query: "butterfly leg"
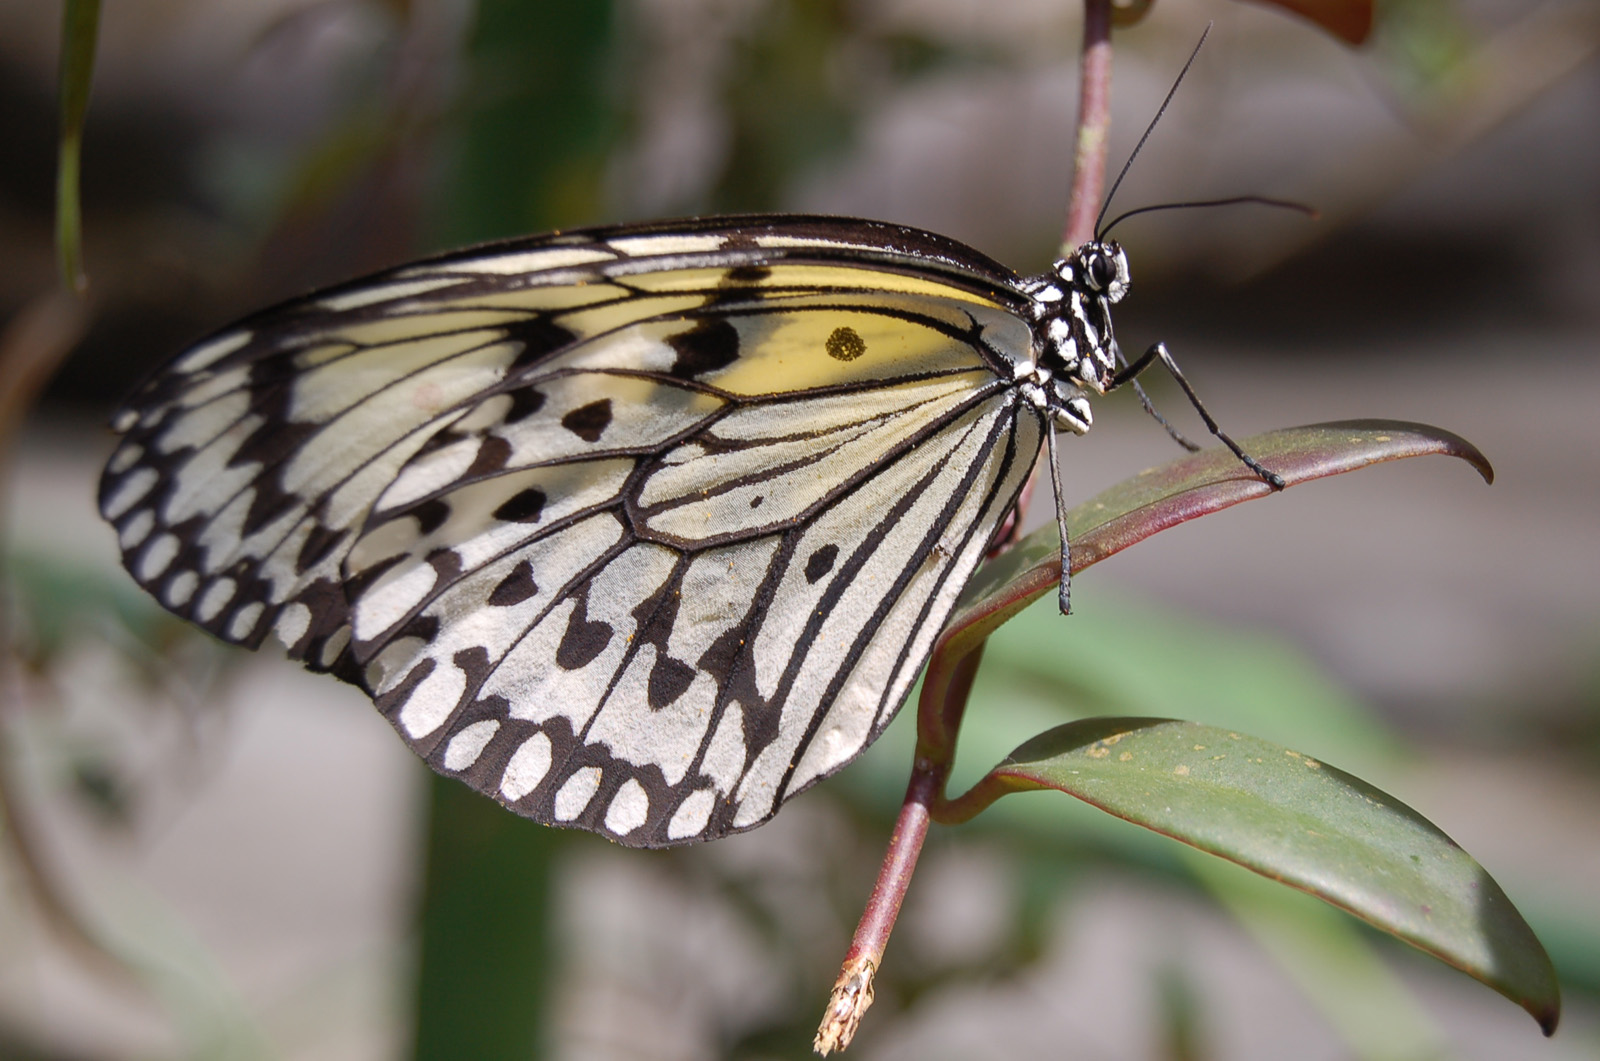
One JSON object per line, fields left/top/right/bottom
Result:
{"left": 1127, "top": 376, "right": 1202, "bottom": 452}
{"left": 1046, "top": 427, "right": 1072, "bottom": 615}
{"left": 1109, "top": 342, "right": 1286, "bottom": 490}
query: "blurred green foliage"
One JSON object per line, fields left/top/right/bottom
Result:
{"left": 437, "top": 0, "right": 620, "bottom": 243}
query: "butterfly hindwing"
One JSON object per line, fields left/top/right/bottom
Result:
{"left": 98, "top": 215, "right": 1045, "bottom": 845}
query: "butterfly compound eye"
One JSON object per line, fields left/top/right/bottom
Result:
{"left": 1087, "top": 253, "right": 1116, "bottom": 291}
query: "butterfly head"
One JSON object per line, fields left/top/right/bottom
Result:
{"left": 1076, "top": 239, "right": 1130, "bottom": 302}
{"left": 1023, "top": 240, "right": 1130, "bottom": 416}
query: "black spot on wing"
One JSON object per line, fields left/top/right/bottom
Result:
{"left": 466, "top": 435, "right": 512, "bottom": 477}
{"left": 556, "top": 594, "right": 613, "bottom": 670}
{"left": 412, "top": 499, "right": 450, "bottom": 535}
{"left": 398, "top": 612, "right": 440, "bottom": 644}
{"left": 561, "top": 399, "right": 613, "bottom": 443}
{"left": 504, "top": 386, "right": 546, "bottom": 424}
{"left": 725, "top": 264, "right": 771, "bottom": 284}
{"left": 825, "top": 326, "right": 866, "bottom": 362}
{"left": 488, "top": 560, "right": 538, "bottom": 606}
{"left": 804, "top": 544, "right": 838, "bottom": 584}
{"left": 452, "top": 645, "right": 491, "bottom": 691}
{"left": 697, "top": 620, "right": 744, "bottom": 687}
{"left": 647, "top": 654, "right": 696, "bottom": 710}
{"left": 628, "top": 577, "right": 695, "bottom": 710}
{"left": 666, "top": 319, "right": 740, "bottom": 379}
{"left": 717, "top": 232, "right": 760, "bottom": 252}
{"left": 505, "top": 317, "right": 577, "bottom": 370}
{"left": 493, "top": 487, "right": 546, "bottom": 523}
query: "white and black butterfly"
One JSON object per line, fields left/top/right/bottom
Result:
{"left": 97, "top": 209, "right": 1275, "bottom": 847}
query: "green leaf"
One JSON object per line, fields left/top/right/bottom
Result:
{"left": 945, "top": 420, "right": 1492, "bottom": 654}
{"left": 55, "top": 0, "right": 101, "bottom": 294}
{"left": 945, "top": 717, "right": 1560, "bottom": 1036}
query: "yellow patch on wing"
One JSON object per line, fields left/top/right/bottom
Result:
{"left": 708, "top": 309, "right": 989, "bottom": 396}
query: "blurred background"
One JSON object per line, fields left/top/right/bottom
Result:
{"left": 0, "top": 0, "right": 1597, "bottom": 1058}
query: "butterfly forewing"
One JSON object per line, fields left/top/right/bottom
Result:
{"left": 98, "top": 215, "right": 1044, "bottom": 846}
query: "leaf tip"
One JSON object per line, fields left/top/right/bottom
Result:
{"left": 1533, "top": 996, "right": 1560, "bottom": 1038}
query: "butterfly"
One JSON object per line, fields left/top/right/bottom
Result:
{"left": 97, "top": 210, "right": 1276, "bottom": 848}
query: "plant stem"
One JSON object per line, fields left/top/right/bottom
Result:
{"left": 56, "top": 0, "right": 101, "bottom": 294}
{"left": 814, "top": 2, "right": 1116, "bottom": 1053}
{"left": 813, "top": 767, "right": 937, "bottom": 1056}
{"left": 1000, "top": 0, "right": 1115, "bottom": 548}
{"left": 1064, "top": 0, "right": 1114, "bottom": 252}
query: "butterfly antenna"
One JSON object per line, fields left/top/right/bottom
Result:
{"left": 1094, "top": 23, "right": 1214, "bottom": 242}
{"left": 1099, "top": 195, "right": 1318, "bottom": 240}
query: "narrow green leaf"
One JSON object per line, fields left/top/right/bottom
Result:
{"left": 56, "top": 0, "right": 101, "bottom": 294}
{"left": 949, "top": 717, "right": 1560, "bottom": 1035}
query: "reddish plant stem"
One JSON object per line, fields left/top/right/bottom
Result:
{"left": 817, "top": 3, "right": 1116, "bottom": 1052}
{"left": 814, "top": 766, "right": 936, "bottom": 1055}
{"left": 848, "top": 771, "right": 936, "bottom": 962}
{"left": 1000, "top": 0, "right": 1115, "bottom": 550}
{"left": 916, "top": 640, "right": 986, "bottom": 769}
{"left": 1064, "top": 0, "right": 1114, "bottom": 252}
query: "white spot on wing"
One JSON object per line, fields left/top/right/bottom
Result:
{"left": 228, "top": 601, "right": 264, "bottom": 640}
{"left": 398, "top": 661, "right": 467, "bottom": 739}
{"left": 751, "top": 235, "right": 877, "bottom": 252}
{"left": 156, "top": 389, "right": 251, "bottom": 456}
{"left": 553, "top": 767, "right": 602, "bottom": 821}
{"left": 443, "top": 720, "right": 501, "bottom": 771}
{"left": 138, "top": 534, "right": 180, "bottom": 580}
{"left": 103, "top": 468, "right": 158, "bottom": 519}
{"left": 118, "top": 509, "right": 154, "bottom": 549}
{"left": 275, "top": 602, "right": 312, "bottom": 648}
{"left": 604, "top": 778, "right": 649, "bottom": 835}
{"left": 500, "top": 733, "right": 553, "bottom": 801}
{"left": 353, "top": 563, "right": 438, "bottom": 642}
{"left": 165, "top": 570, "right": 198, "bottom": 607}
{"left": 667, "top": 789, "right": 716, "bottom": 840}
{"left": 372, "top": 437, "right": 478, "bottom": 514}
{"left": 196, "top": 577, "right": 237, "bottom": 622}
{"left": 174, "top": 330, "right": 251, "bottom": 372}
{"left": 106, "top": 444, "right": 143, "bottom": 474}
{"left": 319, "top": 277, "right": 465, "bottom": 311}
{"left": 449, "top": 246, "right": 614, "bottom": 274}
{"left": 320, "top": 626, "right": 351, "bottom": 668}
{"left": 608, "top": 233, "right": 727, "bottom": 256}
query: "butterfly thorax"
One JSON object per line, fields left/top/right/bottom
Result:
{"left": 1016, "top": 239, "right": 1130, "bottom": 436}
